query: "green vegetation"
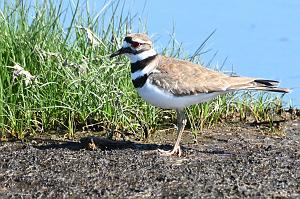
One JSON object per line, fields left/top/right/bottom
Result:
{"left": 0, "top": 0, "right": 288, "bottom": 140}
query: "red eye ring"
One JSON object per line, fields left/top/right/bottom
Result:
{"left": 131, "top": 42, "right": 140, "bottom": 48}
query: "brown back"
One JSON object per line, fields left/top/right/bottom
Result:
{"left": 148, "top": 55, "right": 256, "bottom": 96}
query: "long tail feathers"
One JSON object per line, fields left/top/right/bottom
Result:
{"left": 247, "top": 79, "right": 290, "bottom": 93}
{"left": 228, "top": 78, "right": 291, "bottom": 93}
{"left": 253, "top": 79, "right": 280, "bottom": 87}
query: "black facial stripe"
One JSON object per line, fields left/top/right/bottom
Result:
{"left": 131, "top": 54, "right": 157, "bottom": 73}
{"left": 132, "top": 74, "right": 148, "bottom": 88}
{"left": 122, "top": 47, "right": 135, "bottom": 54}
{"left": 122, "top": 46, "right": 149, "bottom": 55}
{"left": 124, "top": 37, "right": 133, "bottom": 44}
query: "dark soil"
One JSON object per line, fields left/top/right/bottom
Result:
{"left": 0, "top": 120, "right": 299, "bottom": 198}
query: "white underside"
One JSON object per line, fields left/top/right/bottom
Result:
{"left": 137, "top": 80, "right": 224, "bottom": 109}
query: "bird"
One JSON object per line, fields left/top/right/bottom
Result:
{"left": 110, "top": 33, "right": 290, "bottom": 156}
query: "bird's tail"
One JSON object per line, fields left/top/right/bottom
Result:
{"left": 249, "top": 79, "right": 291, "bottom": 93}
{"left": 229, "top": 78, "right": 291, "bottom": 93}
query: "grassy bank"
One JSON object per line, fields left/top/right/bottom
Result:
{"left": 0, "top": 0, "right": 288, "bottom": 140}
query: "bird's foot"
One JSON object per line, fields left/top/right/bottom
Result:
{"left": 158, "top": 145, "right": 181, "bottom": 157}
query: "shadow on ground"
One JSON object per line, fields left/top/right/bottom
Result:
{"left": 33, "top": 136, "right": 233, "bottom": 157}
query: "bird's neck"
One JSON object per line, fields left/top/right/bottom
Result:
{"left": 128, "top": 49, "right": 157, "bottom": 63}
{"left": 129, "top": 49, "right": 158, "bottom": 88}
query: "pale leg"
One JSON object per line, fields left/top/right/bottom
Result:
{"left": 159, "top": 109, "right": 187, "bottom": 157}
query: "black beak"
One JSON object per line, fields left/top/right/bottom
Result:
{"left": 110, "top": 47, "right": 134, "bottom": 58}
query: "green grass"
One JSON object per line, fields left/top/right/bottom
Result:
{"left": 0, "top": 0, "right": 288, "bottom": 140}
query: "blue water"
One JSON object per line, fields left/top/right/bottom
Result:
{"left": 5, "top": 0, "right": 300, "bottom": 106}
{"left": 128, "top": 0, "right": 300, "bottom": 107}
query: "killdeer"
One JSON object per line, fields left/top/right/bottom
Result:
{"left": 110, "top": 33, "right": 290, "bottom": 156}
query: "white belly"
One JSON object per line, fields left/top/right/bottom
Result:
{"left": 137, "top": 80, "right": 223, "bottom": 109}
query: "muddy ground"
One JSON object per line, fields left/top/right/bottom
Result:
{"left": 0, "top": 120, "right": 299, "bottom": 198}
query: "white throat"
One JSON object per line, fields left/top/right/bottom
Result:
{"left": 128, "top": 49, "right": 157, "bottom": 63}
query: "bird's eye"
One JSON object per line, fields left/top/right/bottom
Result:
{"left": 131, "top": 42, "right": 140, "bottom": 48}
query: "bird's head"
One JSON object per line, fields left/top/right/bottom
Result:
{"left": 110, "top": 33, "right": 156, "bottom": 63}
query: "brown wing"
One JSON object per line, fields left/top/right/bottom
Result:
{"left": 148, "top": 56, "right": 257, "bottom": 96}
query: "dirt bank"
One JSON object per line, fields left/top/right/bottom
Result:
{"left": 0, "top": 120, "right": 299, "bottom": 198}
